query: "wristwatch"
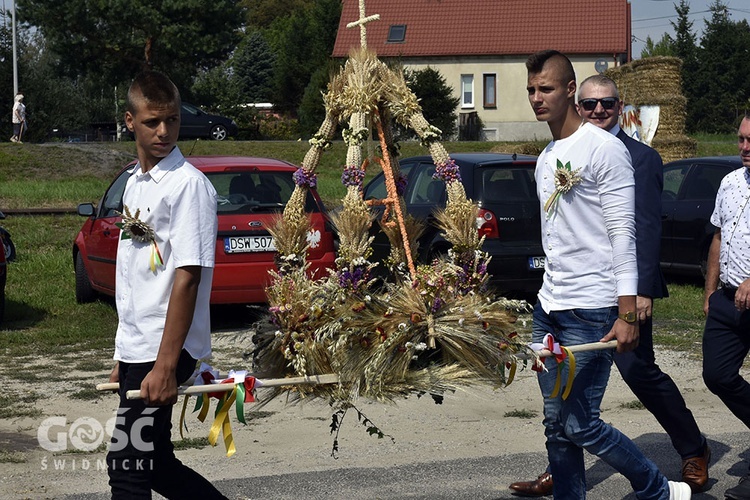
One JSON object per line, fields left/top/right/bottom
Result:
{"left": 618, "top": 311, "right": 637, "bottom": 324}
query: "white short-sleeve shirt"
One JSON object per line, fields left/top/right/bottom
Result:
{"left": 114, "top": 147, "right": 218, "bottom": 363}
{"left": 710, "top": 167, "right": 750, "bottom": 287}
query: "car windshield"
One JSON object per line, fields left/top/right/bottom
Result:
{"left": 479, "top": 167, "right": 536, "bottom": 202}
{"left": 208, "top": 171, "right": 318, "bottom": 214}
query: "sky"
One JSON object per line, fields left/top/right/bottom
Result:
{"left": 630, "top": 0, "right": 750, "bottom": 58}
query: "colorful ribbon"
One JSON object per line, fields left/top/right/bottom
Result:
{"left": 179, "top": 365, "right": 257, "bottom": 457}
{"left": 149, "top": 240, "right": 164, "bottom": 272}
{"left": 529, "top": 333, "right": 576, "bottom": 400}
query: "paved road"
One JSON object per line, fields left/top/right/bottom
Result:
{"left": 66, "top": 431, "right": 749, "bottom": 499}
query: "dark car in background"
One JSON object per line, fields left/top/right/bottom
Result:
{"left": 74, "top": 156, "right": 337, "bottom": 305}
{"left": 179, "top": 102, "right": 238, "bottom": 141}
{"left": 363, "top": 153, "right": 543, "bottom": 299}
{"left": 661, "top": 156, "right": 743, "bottom": 277}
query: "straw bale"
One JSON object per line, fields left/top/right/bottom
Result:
{"left": 656, "top": 100, "right": 687, "bottom": 136}
{"left": 605, "top": 57, "right": 682, "bottom": 106}
{"left": 651, "top": 134, "right": 697, "bottom": 162}
{"left": 606, "top": 56, "right": 687, "bottom": 138}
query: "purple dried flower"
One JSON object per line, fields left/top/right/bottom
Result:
{"left": 293, "top": 168, "right": 317, "bottom": 188}
{"left": 396, "top": 174, "right": 408, "bottom": 196}
{"left": 338, "top": 265, "right": 368, "bottom": 289}
{"left": 431, "top": 297, "right": 445, "bottom": 313}
{"left": 433, "top": 159, "right": 462, "bottom": 183}
{"left": 341, "top": 165, "right": 366, "bottom": 188}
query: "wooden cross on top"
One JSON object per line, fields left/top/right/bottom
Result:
{"left": 346, "top": 0, "right": 380, "bottom": 49}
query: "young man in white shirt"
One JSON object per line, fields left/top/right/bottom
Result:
{"left": 511, "top": 75, "right": 710, "bottom": 496}
{"left": 105, "top": 71, "right": 225, "bottom": 499}
{"left": 523, "top": 49, "right": 691, "bottom": 499}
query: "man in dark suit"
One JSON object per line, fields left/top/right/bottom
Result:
{"left": 509, "top": 74, "right": 709, "bottom": 496}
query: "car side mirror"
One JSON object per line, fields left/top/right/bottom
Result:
{"left": 77, "top": 203, "right": 95, "bottom": 217}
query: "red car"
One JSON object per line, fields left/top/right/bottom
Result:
{"left": 73, "top": 156, "right": 337, "bottom": 305}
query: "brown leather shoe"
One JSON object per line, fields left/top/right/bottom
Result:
{"left": 509, "top": 471, "right": 553, "bottom": 497}
{"left": 681, "top": 444, "right": 711, "bottom": 492}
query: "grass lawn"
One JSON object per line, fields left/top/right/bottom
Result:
{"left": 0, "top": 137, "right": 733, "bottom": 360}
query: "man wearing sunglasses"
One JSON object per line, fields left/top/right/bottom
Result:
{"left": 510, "top": 74, "right": 709, "bottom": 497}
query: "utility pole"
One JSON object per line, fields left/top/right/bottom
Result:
{"left": 11, "top": 0, "right": 18, "bottom": 95}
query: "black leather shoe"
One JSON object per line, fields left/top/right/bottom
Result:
{"left": 509, "top": 472, "right": 553, "bottom": 497}
{"left": 725, "top": 473, "right": 750, "bottom": 500}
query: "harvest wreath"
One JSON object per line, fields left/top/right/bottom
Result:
{"left": 252, "top": 3, "right": 531, "bottom": 410}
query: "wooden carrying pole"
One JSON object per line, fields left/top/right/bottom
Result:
{"left": 96, "top": 374, "right": 341, "bottom": 400}
{"left": 96, "top": 341, "right": 617, "bottom": 399}
{"left": 524, "top": 340, "right": 617, "bottom": 360}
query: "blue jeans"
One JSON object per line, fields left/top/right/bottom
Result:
{"left": 532, "top": 302, "right": 669, "bottom": 499}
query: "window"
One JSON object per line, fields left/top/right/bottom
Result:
{"left": 409, "top": 165, "right": 445, "bottom": 205}
{"left": 483, "top": 74, "right": 496, "bottom": 108}
{"left": 387, "top": 25, "right": 406, "bottom": 43}
{"left": 460, "top": 74, "right": 474, "bottom": 108}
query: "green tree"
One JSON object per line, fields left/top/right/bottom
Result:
{"left": 234, "top": 31, "right": 276, "bottom": 104}
{"left": 242, "top": 0, "right": 308, "bottom": 32}
{"left": 20, "top": 34, "right": 89, "bottom": 142}
{"left": 266, "top": 0, "right": 341, "bottom": 115}
{"left": 17, "top": 0, "right": 244, "bottom": 92}
{"left": 298, "top": 61, "right": 340, "bottom": 138}
{"left": 0, "top": 22, "right": 17, "bottom": 139}
{"left": 401, "top": 67, "right": 460, "bottom": 140}
{"left": 691, "top": 0, "right": 750, "bottom": 132}
{"left": 668, "top": 0, "right": 702, "bottom": 131}
{"left": 640, "top": 34, "right": 674, "bottom": 58}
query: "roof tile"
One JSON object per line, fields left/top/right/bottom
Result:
{"left": 333, "top": 0, "right": 630, "bottom": 58}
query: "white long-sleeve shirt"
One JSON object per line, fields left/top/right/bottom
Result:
{"left": 535, "top": 122, "right": 638, "bottom": 312}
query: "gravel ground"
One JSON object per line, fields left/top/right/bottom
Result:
{"left": 1, "top": 328, "right": 747, "bottom": 499}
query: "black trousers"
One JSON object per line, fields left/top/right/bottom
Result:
{"left": 703, "top": 287, "right": 750, "bottom": 430}
{"left": 106, "top": 350, "right": 227, "bottom": 500}
{"left": 615, "top": 316, "right": 705, "bottom": 459}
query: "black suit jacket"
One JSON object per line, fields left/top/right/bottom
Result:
{"left": 617, "top": 129, "right": 669, "bottom": 299}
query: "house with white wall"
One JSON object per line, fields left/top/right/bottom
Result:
{"left": 332, "top": 0, "right": 632, "bottom": 141}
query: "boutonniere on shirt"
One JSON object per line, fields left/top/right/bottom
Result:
{"left": 544, "top": 159, "right": 582, "bottom": 217}
{"left": 116, "top": 205, "right": 164, "bottom": 272}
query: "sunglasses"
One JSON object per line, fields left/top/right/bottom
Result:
{"left": 578, "top": 97, "right": 618, "bottom": 111}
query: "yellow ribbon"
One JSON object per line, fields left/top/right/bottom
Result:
{"left": 207, "top": 389, "right": 238, "bottom": 457}
{"left": 549, "top": 346, "right": 576, "bottom": 400}
{"left": 505, "top": 361, "right": 517, "bottom": 387}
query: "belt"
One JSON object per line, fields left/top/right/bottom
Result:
{"left": 720, "top": 281, "right": 738, "bottom": 292}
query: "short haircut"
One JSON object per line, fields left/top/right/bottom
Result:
{"left": 579, "top": 74, "right": 620, "bottom": 99}
{"left": 126, "top": 71, "right": 181, "bottom": 114}
{"left": 526, "top": 50, "right": 576, "bottom": 85}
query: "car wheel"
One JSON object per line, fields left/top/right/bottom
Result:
{"left": 2, "top": 235, "right": 15, "bottom": 262}
{"left": 75, "top": 252, "right": 97, "bottom": 303}
{"left": 210, "top": 124, "right": 228, "bottom": 141}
